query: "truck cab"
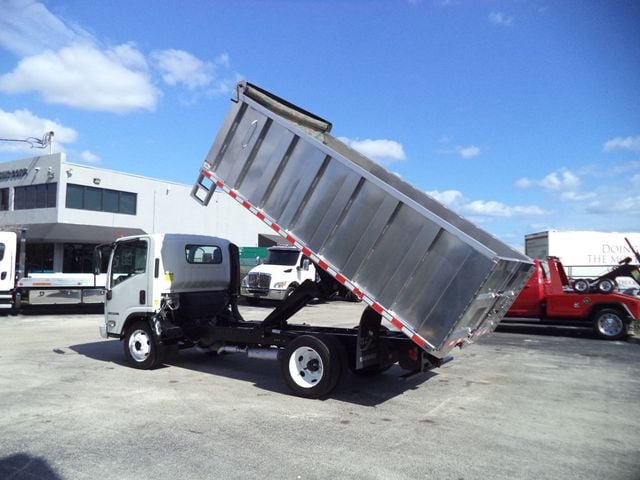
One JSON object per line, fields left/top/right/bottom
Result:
{"left": 100, "top": 233, "right": 236, "bottom": 345}
{"left": 506, "top": 257, "right": 640, "bottom": 340}
{"left": 241, "top": 246, "right": 315, "bottom": 304}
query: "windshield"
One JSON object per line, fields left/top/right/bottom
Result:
{"left": 264, "top": 250, "right": 299, "bottom": 266}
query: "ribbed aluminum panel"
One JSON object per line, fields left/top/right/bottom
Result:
{"left": 195, "top": 82, "right": 533, "bottom": 354}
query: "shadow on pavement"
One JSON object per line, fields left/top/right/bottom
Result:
{"left": 496, "top": 322, "right": 596, "bottom": 339}
{"left": 69, "top": 339, "right": 435, "bottom": 406}
{"left": 0, "top": 453, "right": 63, "bottom": 480}
{"left": 17, "top": 304, "right": 103, "bottom": 316}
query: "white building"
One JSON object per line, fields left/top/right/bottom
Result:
{"left": 0, "top": 153, "right": 273, "bottom": 274}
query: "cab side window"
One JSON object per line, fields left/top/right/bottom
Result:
{"left": 185, "top": 245, "right": 222, "bottom": 264}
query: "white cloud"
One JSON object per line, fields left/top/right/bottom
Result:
{"left": 632, "top": 174, "right": 640, "bottom": 187}
{"left": 516, "top": 168, "right": 581, "bottom": 192}
{"left": 456, "top": 145, "right": 481, "bottom": 159}
{"left": 489, "top": 12, "right": 514, "bottom": 27}
{"left": 152, "top": 49, "right": 213, "bottom": 89}
{"left": 0, "top": 0, "right": 92, "bottom": 57}
{"left": 0, "top": 108, "right": 77, "bottom": 152}
{"left": 603, "top": 135, "right": 640, "bottom": 152}
{"left": 339, "top": 137, "right": 406, "bottom": 165}
{"left": 0, "top": 44, "right": 160, "bottom": 113}
{"left": 80, "top": 150, "right": 101, "bottom": 164}
{"left": 427, "top": 189, "right": 547, "bottom": 218}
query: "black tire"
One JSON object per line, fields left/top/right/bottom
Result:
{"left": 597, "top": 278, "right": 616, "bottom": 294}
{"left": 285, "top": 284, "right": 298, "bottom": 298}
{"left": 245, "top": 297, "right": 261, "bottom": 306}
{"left": 280, "top": 335, "right": 342, "bottom": 398}
{"left": 573, "top": 279, "right": 590, "bottom": 294}
{"left": 123, "top": 320, "right": 165, "bottom": 369}
{"left": 593, "top": 308, "right": 628, "bottom": 340}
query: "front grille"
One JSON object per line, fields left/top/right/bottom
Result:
{"left": 246, "top": 272, "right": 271, "bottom": 290}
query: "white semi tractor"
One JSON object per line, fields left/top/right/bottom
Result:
{"left": 241, "top": 246, "right": 316, "bottom": 304}
{"left": 99, "top": 82, "right": 533, "bottom": 398}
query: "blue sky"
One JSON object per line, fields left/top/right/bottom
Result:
{"left": 1, "top": 0, "right": 639, "bottom": 248}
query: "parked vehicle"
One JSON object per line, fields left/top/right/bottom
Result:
{"left": 0, "top": 231, "right": 106, "bottom": 311}
{"left": 570, "top": 238, "right": 640, "bottom": 294}
{"left": 505, "top": 256, "right": 640, "bottom": 340}
{"left": 100, "top": 81, "right": 532, "bottom": 398}
{"left": 241, "top": 246, "right": 315, "bottom": 304}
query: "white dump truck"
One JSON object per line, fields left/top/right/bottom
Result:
{"left": 0, "top": 231, "right": 106, "bottom": 310}
{"left": 241, "top": 246, "right": 316, "bottom": 304}
{"left": 99, "top": 82, "right": 533, "bottom": 398}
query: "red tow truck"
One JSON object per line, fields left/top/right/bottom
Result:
{"left": 505, "top": 256, "right": 640, "bottom": 340}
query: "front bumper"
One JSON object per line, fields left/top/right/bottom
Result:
{"left": 241, "top": 287, "right": 287, "bottom": 301}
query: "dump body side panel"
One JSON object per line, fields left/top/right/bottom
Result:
{"left": 194, "top": 82, "right": 533, "bottom": 355}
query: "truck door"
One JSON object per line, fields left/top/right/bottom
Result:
{"left": 0, "top": 232, "right": 16, "bottom": 292}
{"left": 105, "top": 238, "right": 151, "bottom": 329}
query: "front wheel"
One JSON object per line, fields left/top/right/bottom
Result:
{"left": 123, "top": 320, "right": 165, "bottom": 369}
{"left": 593, "top": 309, "right": 628, "bottom": 340}
{"left": 280, "top": 335, "right": 342, "bottom": 398}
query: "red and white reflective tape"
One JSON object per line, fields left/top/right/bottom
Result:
{"left": 201, "top": 168, "right": 437, "bottom": 351}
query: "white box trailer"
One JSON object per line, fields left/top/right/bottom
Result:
{"left": 525, "top": 231, "right": 640, "bottom": 282}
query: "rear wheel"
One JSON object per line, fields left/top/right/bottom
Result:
{"left": 593, "top": 308, "right": 628, "bottom": 340}
{"left": 597, "top": 278, "right": 616, "bottom": 294}
{"left": 123, "top": 320, "right": 165, "bottom": 369}
{"left": 573, "top": 279, "right": 590, "bottom": 293}
{"left": 280, "top": 335, "right": 342, "bottom": 398}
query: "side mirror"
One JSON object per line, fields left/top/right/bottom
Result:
{"left": 302, "top": 258, "right": 310, "bottom": 271}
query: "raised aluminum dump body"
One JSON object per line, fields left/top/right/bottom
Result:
{"left": 192, "top": 82, "right": 533, "bottom": 356}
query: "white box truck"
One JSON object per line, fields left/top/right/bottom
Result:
{"left": 0, "top": 231, "right": 106, "bottom": 310}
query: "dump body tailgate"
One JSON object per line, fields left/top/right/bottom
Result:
{"left": 193, "top": 82, "right": 533, "bottom": 356}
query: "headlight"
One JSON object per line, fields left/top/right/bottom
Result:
{"left": 241, "top": 276, "right": 249, "bottom": 287}
{"left": 273, "top": 281, "right": 287, "bottom": 289}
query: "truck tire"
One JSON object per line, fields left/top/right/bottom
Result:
{"left": 593, "top": 308, "right": 628, "bottom": 340}
{"left": 573, "top": 279, "right": 590, "bottom": 294}
{"left": 123, "top": 320, "right": 165, "bottom": 369}
{"left": 280, "top": 335, "right": 342, "bottom": 398}
{"left": 285, "top": 284, "right": 298, "bottom": 298}
{"left": 597, "top": 278, "right": 616, "bottom": 294}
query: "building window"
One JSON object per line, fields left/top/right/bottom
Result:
{"left": 65, "top": 184, "right": 137, "bottom": 215}
{"left": 14, "top": 183, "right": 57, "bottom": 210}
{"left": 63, "top": 243, "right": 98, "bottom": 273}
{"left": 26, "top": 243, "right": 54, "bottom": 273}
{"left": 0, "top": 188, "right": 8, "bottom": 211}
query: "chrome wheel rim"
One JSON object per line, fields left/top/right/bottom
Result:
{"left": 597, "top": 313, "right": 623, "bottom": 337}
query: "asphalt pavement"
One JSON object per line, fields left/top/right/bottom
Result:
{"left": 1, "top": 301, "right": 639, "bottom": 480}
